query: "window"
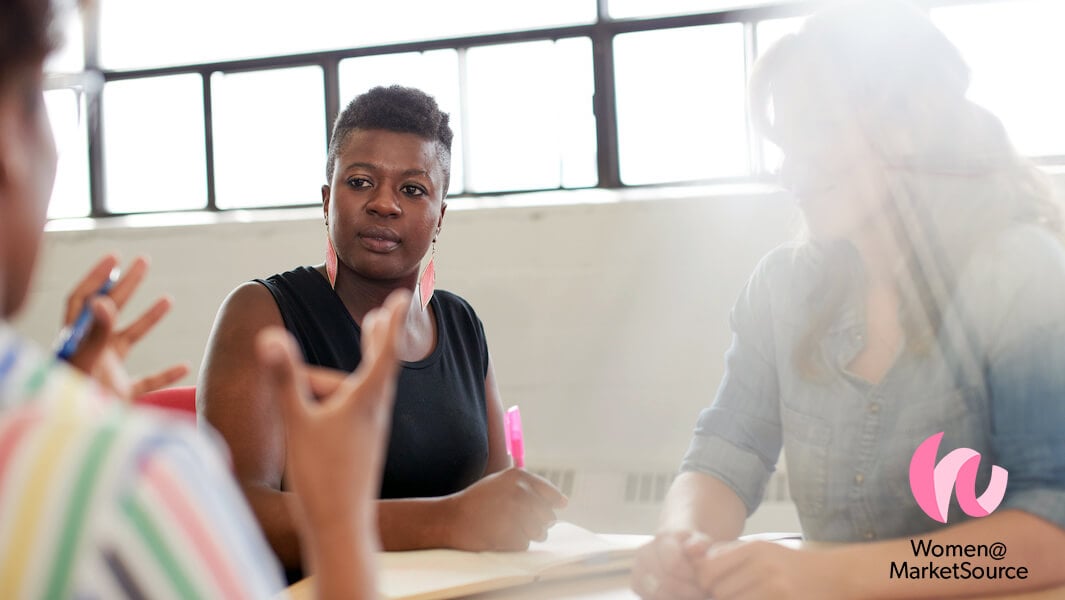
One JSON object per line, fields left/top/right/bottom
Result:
{"left": 614, "top": 24, "right": 748, "bottom": 185}
{"left": 756, "top": 16, "right": 804, "bottom": 53}
{"left": 211, "top": 67, "right": 327, "bottom": 209}
{"left": 932, "top": 0, "right": 1065, "bottom": 158}
{"left": 102, "top": 75, "right": 207, "bottom": 213}
{"left": 44, "top": 90, "right": 90, "bottom": 219}
{"left": 754, "top": 16, "right": 806, "bottom": 173}
{"left": 609, "top": 0, "right": 800, "bottom": 20}
{"left": 44, "top": 0, "right": 1065, "bottom": 218}
{"left": 44, "top": 3, "right": 89, "bottom": 218}
{"left": 464, "top": 39, "right": 597, "bottom": 192}
{"left": 99, "top": 0, "right": 596, "bottom": 70}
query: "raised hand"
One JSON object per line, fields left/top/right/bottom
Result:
{"left": 257, "top": 290, "right": 407, "bottom": 530}
{"left": 256, "top": 289, "right": 410, "bottom": 599}
{"left": 62, "top": 255, "right": 188, "bottom": 400}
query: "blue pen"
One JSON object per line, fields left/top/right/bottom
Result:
{"left": 55, "top": 270, "right": 118, "bottom": 361}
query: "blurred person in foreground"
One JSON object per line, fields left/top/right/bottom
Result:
{"left": 0, "top": 0, "right": 402, "bottom": 597}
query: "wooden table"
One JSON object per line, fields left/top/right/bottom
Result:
{"left": 286, "top": 570, "right": 1065, "bottom": 599}
{"left": 284, "top": 532, "right": 1065, "bottom": 600}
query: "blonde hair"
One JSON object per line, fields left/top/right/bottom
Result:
{"left": 749, "top": 0, "right": 1063, "bottom": 379}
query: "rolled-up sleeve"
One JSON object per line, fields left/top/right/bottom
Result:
{"left": 967, "top": 227, "right": 1065, "bottom": 530}
{"left": 680, "top": 250, "right": 786, "bottom": 515}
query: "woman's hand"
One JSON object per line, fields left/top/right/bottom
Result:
{"left": 693, "top": 540, "right": 849, "bottom": 600}
{"left": 258, "top": 289, "right": 409, "bottom": 599}
{"left": 258, "top": 290, "right": 408, "bottom": 531}
{"left": 62, "top": 255, "right": 188, "bottom": 401}
{"left": 441, "top": 467, "right": 568, "bottom": 551}
{"left": 631, "top": 530, "right": 712, "bottom": 600}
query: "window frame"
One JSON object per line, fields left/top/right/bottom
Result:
{"left": 49, "top": 0, "right": 1043, "bottom": 218}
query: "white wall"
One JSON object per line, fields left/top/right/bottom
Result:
{"left": 14, "top": 187, "right": 802, "bottom": 533}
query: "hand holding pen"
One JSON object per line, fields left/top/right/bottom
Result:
{"left": 436, "top": 404, "right": 568, "bottom": 551}
{"left": 55, "top": 268, "right": 117, "bottom": 361}
{"left": 58, "top": 255, "right": 189, "bottom": 401}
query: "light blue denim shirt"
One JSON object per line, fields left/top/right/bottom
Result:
{"left": 681, "top": 224, "right": 1065, "bottom": 542}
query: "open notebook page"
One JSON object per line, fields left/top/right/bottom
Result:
{"left": 378, "top": 522, "right": 643, "bottom": 600}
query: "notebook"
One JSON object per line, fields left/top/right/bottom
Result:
{"left": 376, "top": 522, "right": 643, "bottom": 600}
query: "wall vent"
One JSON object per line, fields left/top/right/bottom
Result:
{"left": 522, "top": 466, "right": 798, "bottom": 534}
{"left": 624, "top": 472, "right": 675, "bottom": 504}
{"left": 620, "top": 470, "right": 790, "bottom": 505}
{"left": 530, "top": 467, "right": 576, "bottom": 497}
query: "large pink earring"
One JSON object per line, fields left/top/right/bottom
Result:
{"left": 418, "top": 240, "right": 436, "bottom": 309}
{"left": 325, "top": 234, "right": 338, "bottom": 288}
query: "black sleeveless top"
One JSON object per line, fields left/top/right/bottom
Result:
{"left": 256, "top": 266, "right": 491, "bottom": 499}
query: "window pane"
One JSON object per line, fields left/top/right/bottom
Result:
{"left": 103, "top": 75, "right": 207, "bottom": 213}
{"left": 100, "top": 0, "right": 595, "bottom": 70}
{"left": 755, "top": 17, "right": 806, "bottom": 174}
{"left": 44, "top": 5, "right": 84, "bottom": 73}
{"left": 44, "top": 90, "right": 90, "bottom": 219}
{"left": 212, "top": 67, "right": 327, "bottom": 209}
{"left": 465, "top": 39, "right": 596, "bottom": 192}
{"left": 932, "top": 0, "right": 1065, "bottom": 157}
{"left": 756, "top": 16, "right": 805, "bottom": 55}
{"left": 555, "top": 38, "right": 599, "bottom": 190}
{"left": 610, "top": 0, "right": 801, "bottom": 20}
{"left": 339, "top": 51, "right": 465, "bottom": 195}
{"left": 615, "top": 24, "right": 748, "bottom": 185}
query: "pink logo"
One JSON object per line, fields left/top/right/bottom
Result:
{"left": 909, "top": 432, "right": 1008, "bottom": 523}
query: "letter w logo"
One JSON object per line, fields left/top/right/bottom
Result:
{"left": 909, "top": 432, "right": 1008, "bottom": 524}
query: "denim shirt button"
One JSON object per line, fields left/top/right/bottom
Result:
{"left": 864, "top": 531, "right": 875, "bottom": 540}
{"left": 868, "top": 402, "right": 880, "bottom": 413}
{"left": 854, "top": 473, "right": 865, "bottom": 484}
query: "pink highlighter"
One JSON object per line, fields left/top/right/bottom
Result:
{"left": 504, "top": 405, "right": 525, "bottom": 468}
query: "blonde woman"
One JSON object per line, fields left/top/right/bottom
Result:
{"left": 633, "top": 1, "right": 1065, "bottom": 598}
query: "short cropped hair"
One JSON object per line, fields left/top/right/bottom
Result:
{"left": 326, "top": 85, "right": 453, "bottom": 191}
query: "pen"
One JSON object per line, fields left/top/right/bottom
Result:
{"left": 504, "top": 405, "right": 525, "bottom": 468}
{"left": 55, "top": 270, "right": 118, "bottom": 361}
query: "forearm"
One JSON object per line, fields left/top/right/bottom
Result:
{"left": 833, "top": 509, "right": 1065, "bottom": 599}
{"left": 251, "top": 483, "right": 457, "bottom": 557}
{"left": 377, "top": 497, "right": 454, "bottom": 550}
{"left": 659, "top": 471, "right": 747, "bottom": 542}
{"left": 244, "top": 484, "right": 304, "bottom": 569}
{"left": 303, "top": 512, "right": 379, "bottom": 600}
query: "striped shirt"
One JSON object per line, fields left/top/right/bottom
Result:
{"left": 0, "top": 323, "right": 286, "bottom": 599}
